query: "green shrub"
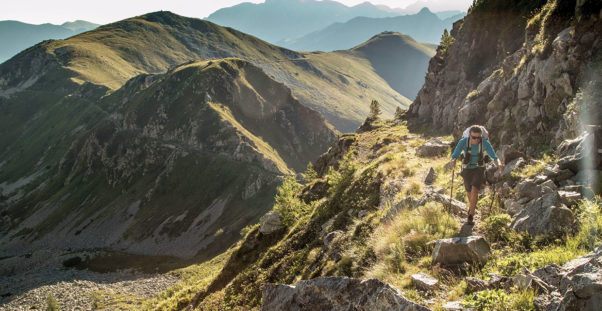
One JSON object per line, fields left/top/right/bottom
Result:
{"left": 405, "top": 182, "right": 422, "bottom": 196}
{"left": 481, "top": 213, "right": 512, "bottom": 243}
{"left": 336, "top": 256, "right": 354, "bottom": 276}
{"left": 273, "top": 175, "right": 311, "bottom": 227}
{"left": 462, "top": 288, "right": 536, "bottom": 310}
{"left": 386, "top": 241, "right": 406, "bottom": 273}
{"left": 46, "top": 295, "right": 60, "bottom": 311}
{"left": 572, "top": 196, "right": 602, "bottom": 250}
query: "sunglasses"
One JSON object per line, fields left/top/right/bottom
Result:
{"left": 470, "top": 136, "right": 482, "bottom": 140}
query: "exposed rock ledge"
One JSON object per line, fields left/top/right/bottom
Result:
{"left": 261, "top": 277, "right": 431, "bottom": 311}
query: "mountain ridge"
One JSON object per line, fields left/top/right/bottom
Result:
{"left": 0, "top": 11, "right": 411, "bottom": 132}
{"left": 0, "top": 58, "right": 337, "bottom": 260}
{"left": 280, "top": 8, "right": 465, "bottom": 52}
{"left": 206, "top": 0, "right": 400, "bottom": 44}
{"left": 0, "top": 20, "right": 98, "bottom": 64}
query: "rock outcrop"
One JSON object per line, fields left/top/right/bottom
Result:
{"left": 261, "top": 277, "right": 431, "bottom": 311}
{"left": 411, "top": 273, "right": 439, "bottom": 291}
{"left": 533, "top": 246, "right": 602, "bottom": 311}
{"left": 416, "top": 139, "right": 452, "bottom": 157}
{"left": 510, "top": 192, "right": 575, "bottom": 236}
{"left": 406, "top": 0, "right": 602, "bottom": 155}
{"left": 431, "top": 236, "right": 491, "bottom": 267}
{"left": 260, "top": 211, "right": 283, "bottom": 235}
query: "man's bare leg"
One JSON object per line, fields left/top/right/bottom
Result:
{"left": 468, "top": 186, "right": 479, "bottom": 216}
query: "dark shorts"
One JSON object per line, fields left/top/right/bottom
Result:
{"left": 461, "top": 167, "right": 485, "bottom": 192}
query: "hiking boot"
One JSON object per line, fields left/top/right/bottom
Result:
{"left": 466, "top": 214, "right": 474, "bottom": 225}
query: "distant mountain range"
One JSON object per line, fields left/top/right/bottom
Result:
{"left": 280, "top": 8, "right": 465, "bottom": 52}
{"left": 206, "top": 0, "right": 400, "bottom": 44}
{"left": 0, "top": 20, "right": 98, "bottom": 64}
{"left": 0, "top": 11, "right": 433, "bottom": 260}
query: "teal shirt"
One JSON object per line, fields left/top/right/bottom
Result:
{"left": 451, "top": 137, "right": 498, "bottom": 168}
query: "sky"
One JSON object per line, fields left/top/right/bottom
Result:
{"left": 0, "top": 0, "right": 473, "bottom": 25}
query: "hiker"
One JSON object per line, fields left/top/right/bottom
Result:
{"left": 449, "top": 125, "right": 504, "bottom": 225}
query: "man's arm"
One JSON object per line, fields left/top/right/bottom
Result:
{"left": 449, "top": 137, "right": 467, "bottom": 166}
{"left": 451, "top": 137, "right": 466, "bottom": 159}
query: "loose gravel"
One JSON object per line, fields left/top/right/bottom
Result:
{"left": 0, "top": 251, "right": 181, "bottom": 310}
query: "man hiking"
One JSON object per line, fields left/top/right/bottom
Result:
{"left": 449, "top": 125, "right": 504, "bottom": 225}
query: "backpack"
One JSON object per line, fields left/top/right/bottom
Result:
{"left": 460, "top": 125, "right": 490, "bottom": 167}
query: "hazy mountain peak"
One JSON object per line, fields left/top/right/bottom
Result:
{"left": 417, "top": 7, "right": 436, "bottom": 16}
{"left": 206, "top": 0, "right": 398, "bottom": 44}
{"left": 60, "top": 20, "right": 99, "bottom": 32}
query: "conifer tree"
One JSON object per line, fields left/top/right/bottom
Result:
{"left": 369, "top": 100, "right": 381, "bottom": 119}
{"left": 394, "top": 106, "right": 404, "bottom": 120}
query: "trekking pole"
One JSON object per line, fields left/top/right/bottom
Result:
{"left": 449, "top": 162, "right": 455, "bottom": 215}
{"left": 487, "top": 174, "right": 499, "bottom": 219}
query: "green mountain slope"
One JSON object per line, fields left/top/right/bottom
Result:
{"left": 280, "top": 8, "right": 464, "bottom": 51}
{"left": 0, "top": 20, "right": 98, "bottom": 64}
{"left": 206, "top": 0, "right": 399, "bottom": 44}
{"left": 0, "top": 58, "right": 337, "bottom": 260}
{"left": 0, "top": 11, "right": 409, "bottom": 132}
{"left": 350, "top": 32, "right": 436, "bottom": 100}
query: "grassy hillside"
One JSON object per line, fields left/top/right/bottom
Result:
{"left": 130, "top": 117, "right": 600, "bottom": 311}
{"left": 350, "top": 32, "right": 436, "bottom": 100}
{"left": 0, "top": 58, "right": 337, "bottom": 262}
{"left": 0, "top": 11, "right": 409, "bottom": 132}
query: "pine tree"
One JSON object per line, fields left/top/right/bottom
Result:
{"left": 439, "top": 29, "right": 455, "bottom": 57}
{"left": 302, "top": 162, "right": 318, "bottom": 181}
{"left": 394, "top": 106, "right": 404, "bottom": 120}
{"left": 369, "top": 100, "right": 381, "bottom": 119}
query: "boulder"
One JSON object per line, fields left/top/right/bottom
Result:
{"left": 504, "top": 198, "right": 523, "bottom": 216}
{"left": 261, "top": 277, "right": 432, "bottom": 311}
{"left": 431, "top": 236, "right": 491, "bottom": 267}
{"left": 543, "top": 165, "right": 575, "bottom": 182}
{"left": 441, "top": 301, "right": 463, "bottom": 311}
{"left": 515, "top": 179, "right": 540, "bottom": 199}
{"left": 558, "top": 191, "right": 582, "bottom": 207}
{"left": 465, "top": 277, "right": 488, "bottom": 293}
{"left": 502, "top": 157, "right": 525, "bottom": 176}
{"left": 417, "top": 139, "right": 452, "bottom": 157}
{"left": 557, "top": 132, "right": 601, "bottom": 173}
{"left": 424, "top": 167, "right": 438, "bottom": 185}
{"left": 511, "top": 193, "right": 574, "bottom": 236}
{"left": 561, "top": 185, "right": 582, "bottom": 193}
{"left": 411, "top": 273, "right": 439, "bottom": 291}
{"left": 422, "top": 190, "right": 467, "bottom": 216}
{"left": 487, "top": 273, "right": 512, "bottom": 290}
{"left": 534, "top": 175, "right": 549, "bottom": 184}
{"left": 540, "top": 180, "right": 558, "bottom": 194}
{"left": 500, "top": 145, "right": 527, "bottom": 165}
{"left": 533, "top": 264, "right": 564, "bottom": 288}
{"left": 260, "top": 211, "right": 283, "bottom": 234}
{"left": 533, "top": 247, "right": 602, "bottom": 311}
{"left": 555, "top": 169, "right": 575, "bottom": 182}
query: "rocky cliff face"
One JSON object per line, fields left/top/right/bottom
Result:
{"left": 407, "top": 0, "right": 601, "bottom": 155}
{"left": 0, "top": 59, "right": 337, "bottom": 260}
